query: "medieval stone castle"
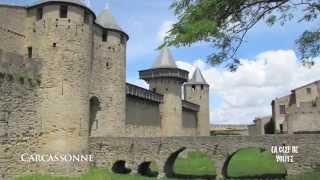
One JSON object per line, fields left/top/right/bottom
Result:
{"left": 0, "top": 0, "right": 210, "bottom": 176}
{"left": 1, "top": 1, "right": 320, "bottom": 179}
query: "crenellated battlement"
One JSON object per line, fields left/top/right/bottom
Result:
{"left": 0, "top": 49, "right": 41, "bottom": 87}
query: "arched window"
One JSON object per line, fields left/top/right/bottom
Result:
{"left": 89, "top": 96, "right": 100, "bottom": 136}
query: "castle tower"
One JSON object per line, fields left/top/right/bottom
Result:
{"left": 184, "top": 68, "right": 210, "bottom": 136}
{"left": 89, "top": 9, "right": 128, "bottom": 137}
{"left": 139, "top": 47, "right": 189, "bottom": 136}
{"left": 24, "top": 0, "right": 95, "bottom": 173}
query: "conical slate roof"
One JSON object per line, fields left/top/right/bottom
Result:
{"left": 95, "top": 9, "right": 122, "bottom": 31}
{"left": 188, "top": 67, "right": 208, "bottom": 84}
{"left": 30, "top": 0, "right": 87, "bottom": 8}
{"left": 152, "top": 47, "right": 177, "bottom": 68}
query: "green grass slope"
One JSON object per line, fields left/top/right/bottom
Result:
{"left": 227, "top": 147, "right": 286, "bottom": 178}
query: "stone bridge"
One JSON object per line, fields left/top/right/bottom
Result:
{"left": 89, "top": 134, "right": 320, "bottom": 179}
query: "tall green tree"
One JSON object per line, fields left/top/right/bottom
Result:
{"left": 162, "top": 0, "right": 320, "bottom": 71}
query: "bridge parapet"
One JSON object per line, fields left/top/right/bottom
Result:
{"left": 89, "top": 135, "right": 320, "bottom": 179}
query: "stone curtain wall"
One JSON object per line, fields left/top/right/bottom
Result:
{"left": 126, "top": 96, "right": 161, "bottom": 126}
{"left": 125, "top": 96, "right": 162, "bottom": 137}
{"left": 0, "top": 50, "right": 42, "bottom": 179}
{"left": 89, "top": 135, "right": 320, "bottom": 179}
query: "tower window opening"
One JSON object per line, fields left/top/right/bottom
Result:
{"left": 106, "top": 62, "right": 112, "bottom": 69}
{"left": 84, "top": 10, "right": 90, "bottom": 24}
{"left": 102, "top": 30, "right": 108, "bottom": 42}
{"left": 192, "top": 85, "right": 196, "bottom": 92}
{"left": 279, "top": 105, "right": 286, "bottom": 114}
{"left": 27, "top": 47, "right": 32, "bottom": 58}
{"left": 60, "top": 5, "right": 68, "bottom": 18}
{"left": 36, "top": 7, "right": 43, "bottom": 20}
{"left": 201, "top": 85, "right": 204, "bottom": 90}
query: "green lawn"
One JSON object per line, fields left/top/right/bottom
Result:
{"left": 227, "top": 147, "right": 286, "bottom": 178}
{"left": 14, "top": 168, "right": 161, "bottom": 180}
{"left": 174, "top": 150, "right": 216, "bottom": 176}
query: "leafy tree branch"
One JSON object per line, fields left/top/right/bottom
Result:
{"left": 161, "top": 0, "right": 320, "bottom": 71}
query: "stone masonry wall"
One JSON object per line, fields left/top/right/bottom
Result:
{"left": 25, "top": 3, "right": 94, "bottom": 174}
{"left": 149, "top": 79, "right": 184, "bottom": 136}
{"left": 0, "top": 5, "right": 26, "bottom": 55}
{"left": 90, "top": 25, "right": 127, "bottom": 137}
{"left": 126, "top": 96, "right": 161, "bottom": 126}
{"left": 0, "top": 50, "right": 42, "bottom": 179}
{"left": 89, "top": 135, "right": 320, "bottom": 179}
{"left": 184, "top": 84, "right": 210, "bottom": 136}
{"left": 287, "top": 99, "right": 320, "bottom": 134}
{"left": 125, "top": 95, "right": 162, "bottom": 137}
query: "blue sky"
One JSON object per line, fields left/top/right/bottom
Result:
{"left": 1, "top": 0, "right": 319, "bottom": 124}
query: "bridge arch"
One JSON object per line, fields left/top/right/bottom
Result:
{"left": 222, "top": 147, "right": 287, "bottom": 179}
{"left": 111, "top": 160, "right": 131, "bottom": 174}
{"left": 137, "top": 161, "right": 158, "bottom": 177}
{"left": 164, "top": 147, "right": 216, "bottom": 179}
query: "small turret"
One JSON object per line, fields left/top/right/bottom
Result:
{"left": 184, "top": 67, "right": 210, "bottom": 136}
{"left": 139, "top": 47, "right": 189, "bottom": 136}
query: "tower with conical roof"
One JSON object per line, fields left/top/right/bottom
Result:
{"left": 184, "top": 68, "right": 210, "bottom": 136}
{"left": 90, "top": 7, "right": 128, "bottom": 137}
{"left": 139, "top": 47, "right": 189, "bottom": 136}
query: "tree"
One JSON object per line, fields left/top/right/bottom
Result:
{"left": 161, "top": 0, "right": 320, "bottom": 71}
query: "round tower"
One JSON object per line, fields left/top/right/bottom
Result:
{"left": 89, "top": 8, "right": 128, "bottom": 137}
{"left": 184, "top": 68, "right": 210, "bottom": 136}
{"left": 139, "top": 47, "right": 189, "bottom": 136}
{"left": 25, "top": 0, "right": 95, "bottom": 174}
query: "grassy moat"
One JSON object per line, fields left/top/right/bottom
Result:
{"left": 14, "top": 149, "right": 320, "bottom": 180}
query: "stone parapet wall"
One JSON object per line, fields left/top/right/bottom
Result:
{"left": 125, "top": 125, "right": 161, "bottom": 137}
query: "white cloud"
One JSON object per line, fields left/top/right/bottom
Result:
{"left": 82, "top": 0, "right": 91, "bottom": 7}
{"left": 104, "top": 2, "right": 110, "bottom": 9}
{"left": 177, "top": 49, "right": 320, "bottom": 125}
{"left": 127, "top": 78, "right": 149, "bottom": 89}
{"left": 157, "top": 20, "right": 174, "bottom": 43}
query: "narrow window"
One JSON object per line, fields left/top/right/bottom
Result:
{"left": 201, "top": 84, "right": 204, "bottom": 90}
{"left": 102, "top": 30, "right": 108, "bottom": 42}
{"left": 306, "top": 88, "right": 312, "bottom": 95}
{"left": 84, "top": 10, "right": 90, "bottom": 24}
{"left": 192, "top": 85, "right": 196, "bottom": 92}
{"left": 279, "top": 105, "right": 286, "bottom": 114}
{"left": 36, "top": 7, "right": 43, "bottom": 20}
{"left": 27, "top": 47, "right": 32, "bottom": 58}
{"left": 280, "top": 124, "right": 283, "bottom": 133}
{"left": 60, "top": 5, "right": 68, "bottom": 18}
